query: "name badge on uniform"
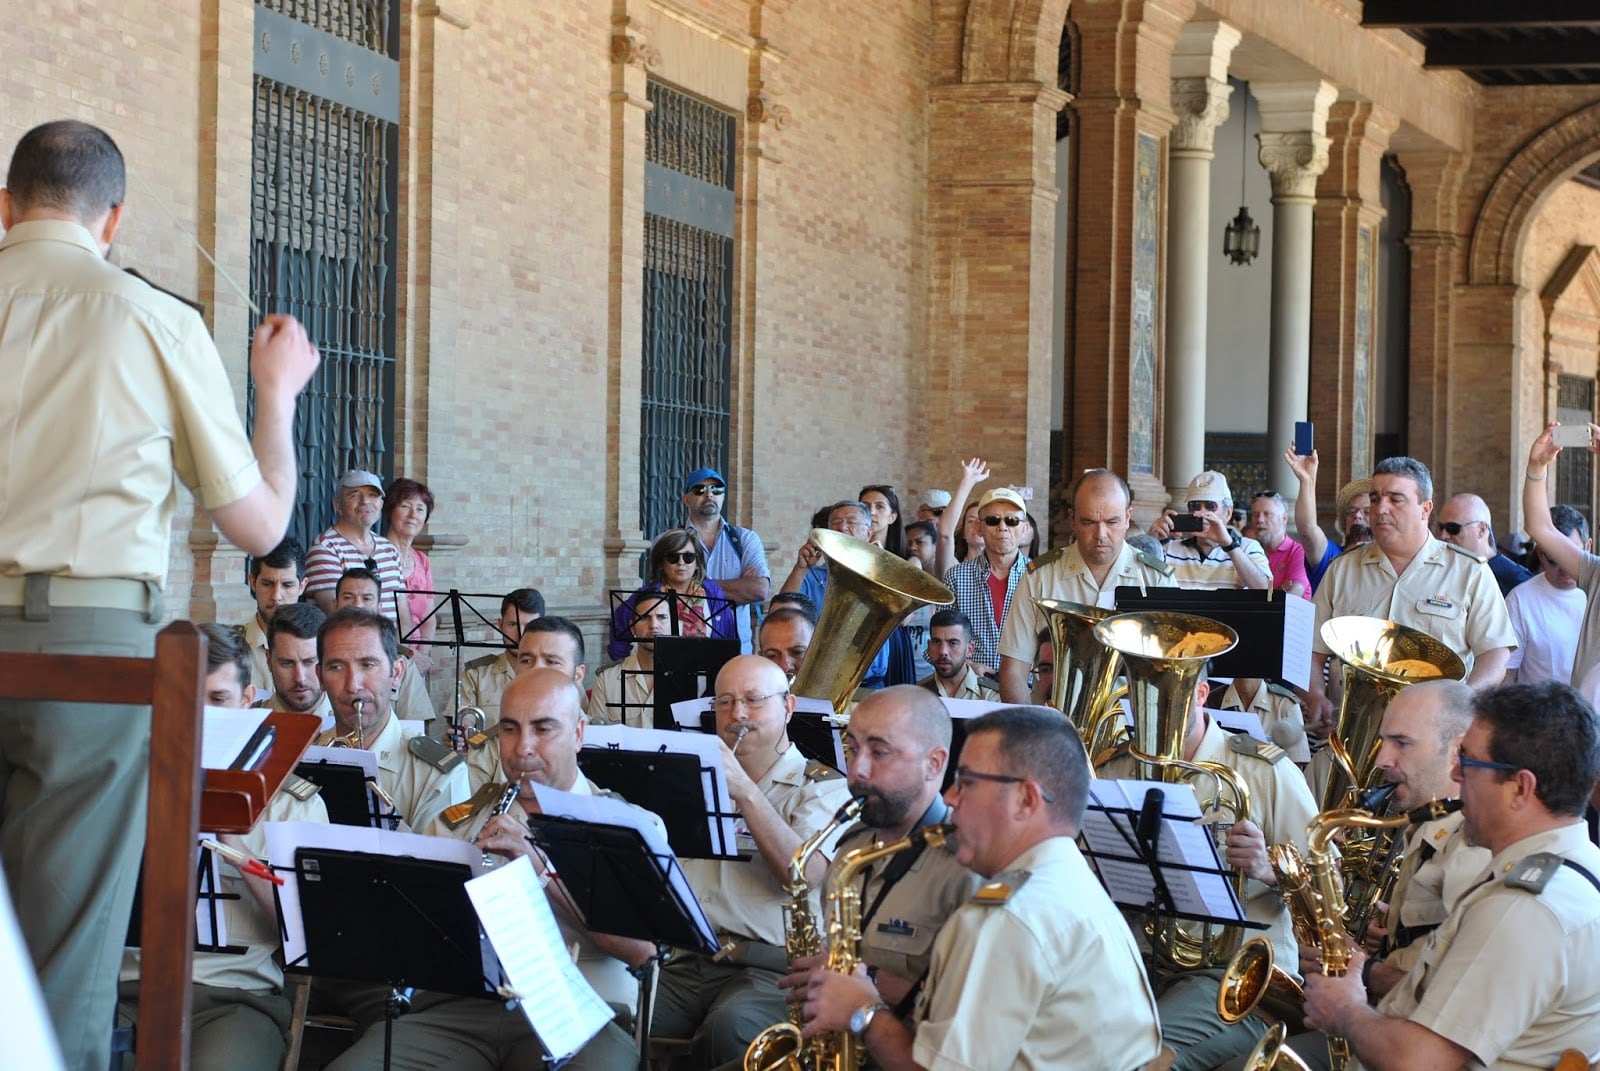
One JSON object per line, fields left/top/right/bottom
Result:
{"left": 1425, "top": 595, "right": 1454, "bottom": 609}
{"left": 876, "top": 918, "right": 916, "bottom": 937}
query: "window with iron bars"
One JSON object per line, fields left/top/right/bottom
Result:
{"left": 1557, "top": 373, "right": 1595, "bottom": 529}
{"left": 639, "top": 82, "right": 736, "bottom": 547}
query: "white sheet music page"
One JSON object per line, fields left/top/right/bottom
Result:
{"left": 467, "top": 856, "right": 613, "bottom": 1060}
{"left": 1204, "top": 706, "right": 1268, "bottom": 743}
{"left": 194, "top": 842, "right": 228, "bottom": 948}
{"left": 582, "top": 724, "right": 738, "bottom": 852}
{"left": 297, "top": 744, "right": 380, "bottom": 779}
{"left": 0, "top": 870, "right": 63, "bottom": 1071}
{"left": 1082, "top": 780, "right": 1244, "bottom": 922}
{"left": 200, "top": 706, "right": 270, "bottom": 770}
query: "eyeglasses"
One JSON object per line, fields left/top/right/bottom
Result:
{"left": 1438, "top": 521, "right": 1484, "bottom": 536}
{"left": 665, "top": 551, "right": 698, "bottom": 565}
{"left": 1188, "top": 501, "right": 1220, "bottom": 513}
{"left": 981, "top": 514, "right": 1023, "bottom": 528}
{"left": 688, "top": 483, "right": 725, "bottom": 496}
{"left": 1456, "top": 746, "right": 1519, "bottom": 775}
{"left": 711, "top": 691, "right": 787, "bottom": 712}
{"left": 952, "top": 766, "right": 1055, "bottom": 803}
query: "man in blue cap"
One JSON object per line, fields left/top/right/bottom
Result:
{"left": 676, "top": 466, "right": 769, "bottom": 653}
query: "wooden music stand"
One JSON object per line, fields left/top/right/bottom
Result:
{"left": 0, "top": 621, "right": 206, "bottom": 1071}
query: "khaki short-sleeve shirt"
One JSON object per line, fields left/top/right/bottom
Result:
{"left": 314, "top": 714, "right": 468, "bottom": 832}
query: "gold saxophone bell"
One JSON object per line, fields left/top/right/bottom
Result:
{"left": 1217, "top": 935, "right": 1306, "bottom": 1028}
{"left": 791, "top": 529, "right": 954, "bottom": 714}
{"left": 1241, "top": 1023, "right": 1314, "bottom": 1071}
{"left": 1034, "top": 599, "right": 1128, "bottom": 756}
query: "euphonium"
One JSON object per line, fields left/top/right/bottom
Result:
{"left": 1035, "top": 599, "right": 1128, "bottom": 756}
{"left": 792, "top": 529, "right": 954, "bottom": 714}
{"left": 1093, "top": 611, "right": 1249, "bottom": 970}
{"left": 744, "top": 797, "right": 866, "bottom": 1071}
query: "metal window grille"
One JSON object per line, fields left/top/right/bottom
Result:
{"left": 640, "top": 82, "right": 736, "bottom": 545}
{"left": 1557, "top": 373, "right": 1595, "bottom": 527}
{"left": 250, "top": 1, "right": 399, "bottom": 548}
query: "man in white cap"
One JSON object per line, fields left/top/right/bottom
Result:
{"left": 304, "top": 469, "right": 412, "bottom": 636}
{"left": 1150, "top": 471, "right": 1271, "bottom": 590}
{"left": 917, "top": 488, "right": 952, "bottom": 522}
{"left": 940, "top": 487, "right": 1029, "bottom": 674}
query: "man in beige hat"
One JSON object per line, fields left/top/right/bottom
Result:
{"left": 940, "top": 486, "right": 1029, "bottom": 674}
{"left": 1149, "top": 471, "right": 1271, "bottom": 590}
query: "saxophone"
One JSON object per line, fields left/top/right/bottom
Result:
{"left": 744, "top": 797, "right": 865, "bottom": 1071}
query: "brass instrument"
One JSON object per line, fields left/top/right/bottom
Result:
{"left": 744, "top": 797, "right": 866, "bottom": 1071}
{"left": 1240, "top": 1024, "right": 1313, "bottom": 1071}
{"left": 328, "top": 697, "right": 366, "bottom": 748}
{"left": 454, "top": 695, "right": 489, "bottom": 751}
{"left": 1035, "top": 599, "right": 1128, "bottom": 756}
{"left": 1093, "top": 611, "right": 1248, "bottom": 970}
{"left": 1318, "top": 616, "right": 1466, "bottom": 812}
{"left": 792, "top": 529, "right": 954, "bottom": 713}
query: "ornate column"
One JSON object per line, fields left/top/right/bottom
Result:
{"left": 1255, "top": 81, "right": 1335, "bottom": 497}
{"left": 1164, "top": 21, "right": 1239, "bottom": 502}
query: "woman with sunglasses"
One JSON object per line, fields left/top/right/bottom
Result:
{"left": 607, "top": 528, "right": 736, "bottom": 660}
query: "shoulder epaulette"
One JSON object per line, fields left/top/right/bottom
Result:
{"left": 1264, "top": 681, "right": 1302, "bottom": 702}
{"left": 971, "top": 869, "right": 1031, "bottom": 904}
{"left": 1504, "top": 852, "right": 1565, "bottom": 894}
{"left": 1442, "top": 542, "right": 1488, "bottom": 565}
{"left": 1027, "top": 547, "right": 1066, "bottom": 574}
{"left": 123, "top": 266, "right": 205, "bottom": 314}
{"left": 1136, "top": 549, "right": 1175, "bottom": 577}
{"left": 408, "top": 735, "right": 465, "bottom": 774}
{"left": 440, "top": 780, "right": 507, "bottom": 829}
{"left": 1093, "top": 740, "right": 1131, "bottom": 770}
{"left": 805, "top": 763, "right": 843, "bottom": 783}
{"left": 1227, "top": 733, "right": 1289, "bottom": 764}
{"left": 464, "top": 652, "right": 498, "bottom": 671}
{"left": 596, "top": 657, "right": 627, "bottom": 676}
{"left": 282, "top": 774, "right": 321, "bottom": 802}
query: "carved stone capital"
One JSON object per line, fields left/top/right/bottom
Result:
{"left": 1169, "top": 76, "right": 1232, "bottom": 153}
{"left": 611, "top": 30, "right": 661, "bottom": 70}
{"left": 1258, "top": 131, "right": 1331, "bottom": 202}
{"left": 748, "top": 91, "right": 791, "bottom": 129}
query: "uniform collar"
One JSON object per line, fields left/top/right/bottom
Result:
{"left": 0, "top": 218, "right": 103, "bottom": 257}
{"left": 1486, "top": 821, "right": 1594, "bottom": 878}
{"left": 761, "top": 743, "right": 810, "bottom": 788}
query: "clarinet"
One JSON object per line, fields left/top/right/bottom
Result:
{"left": 481, "top": 780, "right": 525, "bottom": 870}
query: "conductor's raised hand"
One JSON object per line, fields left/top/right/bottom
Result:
{"left": 251, "top": 314, "right": 320, "bottom": 399}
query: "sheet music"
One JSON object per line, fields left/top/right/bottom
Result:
{"left": 939, "top": 697, "right": 1008, "bottom": 720}
{"left": 1280, "top": 595, "right": 1315, "bottom": 689}
{"left": 467, "top": 856, "right": 613, "bottom": 1060}
{"left": 791, "top": 696, "right": 833, "bottom": 716}
{"left": 1205, "top": 707, "right": 1268, "bottom": 743}
{"left": 582, "top": 724, "right": 739, "bottom": 852}
{"left": 264, "top": 821, "right": 480, "bottom": 967}
{"left": 1082, "top": 780, "right": 1244, "bottom": 922}
{"left": 194, "top": 842, "right": 229, "bottom": 948}
{"left": 298, "top": 745, "right": 380, "bottom": 779}
{"left": 531, "top": 783, "right": 718, "bottom": 951}
{"left": 0, "top": 867, "right": 63, "bottom": 1071}
{"left": 668, "top": 697, "right": 711, "bottom": 729}
{"left": 201, "top": 706, "right": 270, "bottom": 770}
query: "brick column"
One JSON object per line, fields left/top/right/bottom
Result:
{"left": 1164, "top": 21, "right": 1240, "bottom": 503}
{"left": 1308, "top": 101, "right": 1398, "bottom": 495}
{"left": 1255, "top": 81, "right": 1335, "bottom": 498}
{"left": 1450, "top": 283, "right": 1524, "bottom": 519}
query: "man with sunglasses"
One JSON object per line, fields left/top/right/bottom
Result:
{"left": 940, "top": 487, "right": 1030, "bottom": 676}
{"left": 1304, "top": 681, "right": 1600, "bottom": 1070}
{"left": 679, "top": 466, "right": 769, "bottom": 654}
{"left": 1435, "top": 492, "right": 1531, "bottom": 597}
{"left": 801, "top": 706, "right": 1161, "bottom": 1071}
{"left": 1149, "top": 470, "right": 1271, "bottom": 591}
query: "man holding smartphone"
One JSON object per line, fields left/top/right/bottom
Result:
{"left": 1149, "top": 471, "right": 1272, "bottom": 590}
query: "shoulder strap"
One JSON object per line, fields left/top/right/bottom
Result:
{"left": 724, "top": 523, "right": 745, "bottom": 557}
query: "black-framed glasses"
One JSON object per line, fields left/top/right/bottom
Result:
{"left": 1457, "top": 746, "right": 1519, "bottom": 775}
{"left": 982, "top": 514, "right": 1023, "bottom": 528}
{"left": 665, "top": 551, "right": 698, "bottom": 565}
{"left": 952, "top": 766, "right": 1055, "bottom": 803}
{"left": 1188, "top": 500, "right": 1220, "bottom": 513}
{"left": 688, "top": 483, "right": 726, "bottom": 496}
{"left": 1438, "top": 521, "right": 1483, "bottom": 536}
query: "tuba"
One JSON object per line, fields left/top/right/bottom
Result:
{"left": 792, "top": 529, "right": 954, "bottom": 714}
{"left": 1093, "top": 611, "right": 1250, "bottom": 970}
{"left": 1035, "top": 599, "right": 1128, "bottom": 757}
{"left": 744, "top": 797, "right": 866, "bottom": 1071}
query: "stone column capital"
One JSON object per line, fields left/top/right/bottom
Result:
{"left": 1169, "top": 76, "right": 1232, "bottom": 153}
{"left": 1259, "top": 131, "right": 1331, "bottom": 203}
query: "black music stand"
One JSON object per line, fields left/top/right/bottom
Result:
{"left": 394, "top": 588, "right": 521, "bottom": 719}
{"left": 1113, "top": 587, "right": 1315, "bottom": 688}
{"left": 652, "top": 636, "right": 739, "bottom": 730}
{"left": 526, "top": 816, "right": 719, "bottom": 956}
{"left": 293, "top": 759, "right": 398, "bottom": 829}
{"left": 578, "top": 747, "right": 740, "bottom": 859}
{"left": 291, "top": 848, "right": 542, "bottom": 1071}
{"left": 608, "top": 589, "right": 739, "bottom": 651}
{"left": 127, "top": 850, "right": 247, "bottom": 956}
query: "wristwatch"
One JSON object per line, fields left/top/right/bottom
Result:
{"left": 1223, "top": 533, "right": 1243, "bottom": 553}
{"left": 849, "top": 1001, "right": 891, "bottom": 1037}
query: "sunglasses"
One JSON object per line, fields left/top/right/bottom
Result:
{"left": 1188, "top": 500, "right": 1220, "bottom": 513}
{"left": 688, "top": 483, "right": 725, "bottom": 496}
{"left": 1438, "top": 521, "right": 1483, "bottom": 536}
{"left": 665, "top": 551, "right": 698, "bottom": 565}
{"left": 982, "top": 515, "right": 1023, "bottom": 528}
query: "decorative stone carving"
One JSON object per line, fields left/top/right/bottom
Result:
{"left": 611, "top": 30, "right": 661, "bottom": 70}
{"left": 747, "top": 92, "right": 791, "bottom": 129}
{"left": 1258, "top": 131, "right": 1331, "bottom": 202}
{"left": 1169, "top": 77, "right": 1231, "bottom": 153}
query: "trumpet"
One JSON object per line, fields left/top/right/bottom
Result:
{"left": 328, "top": 698, "right": 366, "bottom": 749}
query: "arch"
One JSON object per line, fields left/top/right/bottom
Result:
{"left": 947, "top": 0, "right": 1071, "bottom": 85}
{"left": 1469, "top": 99, "right": 1600, "bottom": 287}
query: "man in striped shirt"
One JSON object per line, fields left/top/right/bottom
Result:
{"left": 304, "top": 469, "right": 412, "bottom": 637}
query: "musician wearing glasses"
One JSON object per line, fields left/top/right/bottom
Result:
{"left": 331, "top": 671, "right": 657, "bottom": 1071}
{"left": 1148, "top": 471, "right": 1272, "bottom": 591}
{"left": 997, "top": 469, "right": 1175, "bottom": 704}
{"left": 803, "top": 706, "right": 1161, "bottom": 1071}
{"left": 1304, "top": 681, "right": 1600, "bottom": 1069}
{"left": 654, "top": 655, "right": 850, "bottom": 1069}
{"left": 679, "top": 466, "right": 770, "bottom": 654}
{"left": 1098, "top": 675, "right": 1318, "bottom": 1071}
{"left": 940, "top": 487, "right": 1030, "bottom": 676}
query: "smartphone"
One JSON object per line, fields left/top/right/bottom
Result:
{"left": 1294, "top": 420, "right": 1315, "bottom": 457}
{"left": 1553, "top": 424, "right": 1593, "bottom": 448}
{"left": 1170, "top": 514, "right": 1205, "bottom": 533}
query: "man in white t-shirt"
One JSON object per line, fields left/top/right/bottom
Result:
{"left": 1507, "top": 504, "right": 1589, "bottom": 686}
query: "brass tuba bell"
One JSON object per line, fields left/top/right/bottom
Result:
{"left": 1035, "top": 599, "right": 1127, "bottom": 756}
{"left": 791, "top": 529, "right": 954, "bottom": 714}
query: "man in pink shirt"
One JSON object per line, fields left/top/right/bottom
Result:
{"left": 1251, "top": 490, "right": 1310, "bottom": 599}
